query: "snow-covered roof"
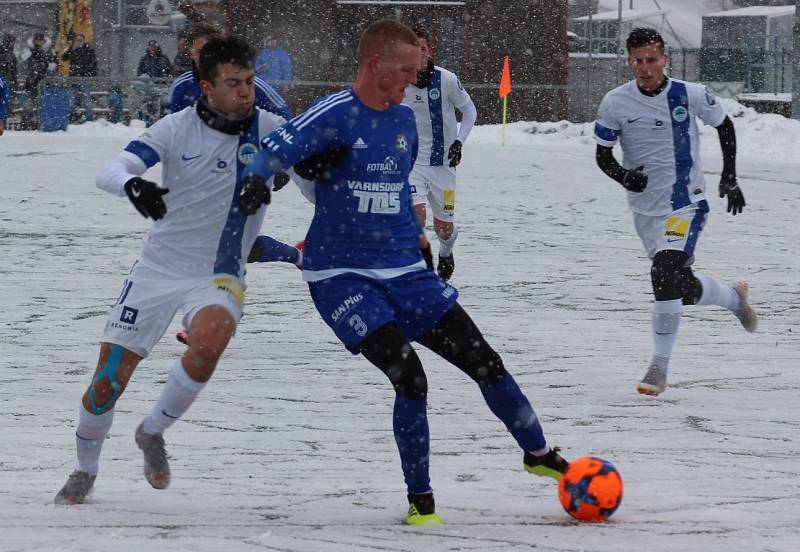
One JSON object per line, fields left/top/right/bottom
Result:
{"left": 574, "top": 9, "right": 668, "bottom": 23}
{"left": 705, "top": 6, "right": 795, "bottom": 18}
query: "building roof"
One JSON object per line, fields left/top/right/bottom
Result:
{"left": 705, "top": 6, "right": 795, "bottom": 18}
{"left": 574, "top": 9, "right": 668, "bottom": 23}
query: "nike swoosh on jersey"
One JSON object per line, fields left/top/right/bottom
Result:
{"left": 627, "top": 117, "right": 643, "bottom": 123}
{"left": 181, "top": 153, "right": 202, "bottom": 161}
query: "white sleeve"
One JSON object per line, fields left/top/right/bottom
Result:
{"left": 693, "top": 84, "right": 726, "bottom": 127}
{"left": 455, "top": 94, "right": 476, "bottom": 143}
{"left": 96, "top": 151, "right": 148, "bottom": 197}
{"left": 594, "top": 93, "right": 621, "bottom": 147}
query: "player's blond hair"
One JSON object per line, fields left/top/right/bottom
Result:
{"left": 357, "top": 19, "right": 419, "bottom": 63}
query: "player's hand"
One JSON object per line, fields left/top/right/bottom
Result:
{"left": 293, "top": 145, "right": 350, "bottom": 181}
{"left": 719, "top": 174, "right": 745, "bottom": 215}
{"left": 621, "top": 165, "right": 648, "bottom": 192}
{"left": 124, "top": 177, "right": 169, "bottom": 220}
{"left": 239, "top": 174, "right": 270, "bottom": 216}
{"left": 273, "top": 171, "right": 290, "bottom": 192}
{"left": 447, "top": 139, "right": 462, "bottom": 167}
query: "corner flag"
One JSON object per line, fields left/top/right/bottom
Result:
{"left": 499, "top": 56, "right": 511, "bottom": 145}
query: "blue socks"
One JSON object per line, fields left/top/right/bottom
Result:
{"left": 480, "top": 373, "right": 547, "bottom": 452}
{"left": 393, "top": 397, "right": 431, "bottom": 494}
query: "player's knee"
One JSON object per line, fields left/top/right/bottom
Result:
{"left": 461, "top": 345, "right": 507, "bottom": 386}
{"left": 386, "top": 348, "right": 428, "bottom": 400}
{"left": 86, "top": 344, "right": 127, "bottom": 414}
{"left": 434, "top": 222, "right": 454, "bottom": 241}
{"left": 650, "top": 250, "right": 690, "bottom": 301}
{"left": 677, "top": 267, "right": 702, "bottom": 305}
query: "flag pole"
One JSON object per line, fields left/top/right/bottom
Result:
{"left": 502, "top": 95, "right": 508, "bottom": 146}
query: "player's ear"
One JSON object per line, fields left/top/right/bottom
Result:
{"left": 199, "top": 78, "right": 213, "bottom": 95}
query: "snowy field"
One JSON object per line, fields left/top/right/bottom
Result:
{"left": 1, "top": 101, "right": 797, "bottom": 551}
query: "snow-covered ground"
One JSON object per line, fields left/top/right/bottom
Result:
{"left": 1, "top": 102, "right": 797, "bottom": 551}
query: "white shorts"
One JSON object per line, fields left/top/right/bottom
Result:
{"left": 410, "top": 164, "right": 457, "bottom": 222}
{"left": 632, "top": 201, "right": 709, "bottom": 261}
{"left": 100, "top": 261, "right": 246, "bottom": 358}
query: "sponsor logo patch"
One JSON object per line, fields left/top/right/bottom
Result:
{"left": 443, "top": 190, "right": 456, "bottom": 213}
{"left": 120, "top": 306, "right": 139, "bottom": 325}
{"left": 665, "top": 216, "right": 689, "bottom": 238}
{"left": 214, "top": 277, "right": 245, "bottom": 306}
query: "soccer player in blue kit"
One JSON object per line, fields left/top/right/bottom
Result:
{"left": 594, "top": 28, "right": 757, "bottom": 396}
{"left": 238, "top": 19, "right": 569, "bottom": 526}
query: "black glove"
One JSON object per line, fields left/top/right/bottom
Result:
{"left": 719, "top": 174, "right": 745, "bottom": 215}
{"left": 272, "top": 171, "right": 290, "bottom": 192}
{"left": 124, "top": 177, "right": 169, "bottom": 220}
{"left": 447, "top": 139, "right": 462, "bottom": 168}
{"left": 621, "top": 165, "right": 648, "bottom": 192}
{"left": 239, "top": 174, "right": 270, "bottom": 216}
{"left": 293, "top": 145, "right": 350, "bottom": 181}
{"left": 420, "top": 242, "right": 434, "bottom": 271}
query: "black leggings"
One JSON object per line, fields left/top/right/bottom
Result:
{"left": 358, "top": 303, "right": 507, "bottom": 400}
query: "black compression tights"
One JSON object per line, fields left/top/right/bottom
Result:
{"left": 358, "top": 303, "right": 508, "bottom": 400}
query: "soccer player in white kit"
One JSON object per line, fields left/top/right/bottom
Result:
{"left": 403, "top": 28, "right": 476, "bottom": 281}
{"left": 55, "top": 36, "right": 287, "bottom": 504}
{"left": 593, "top": 28, "right": 757, "bottom": 396}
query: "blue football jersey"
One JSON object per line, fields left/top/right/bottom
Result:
{"left": 247, "top": 89, "right": 424, "bottom": 279}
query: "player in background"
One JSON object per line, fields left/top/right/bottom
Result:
{"left": 402, "top": 28, "right": 476, "bottom": 281}
{"left": 167, "top": 22, "right": 291, "bottom": 120}
{"left": 55, "top": 36, "right": 288, "bottom": 505}
{"left": 0, "top": 74, "right": 8, "bottom": 135}
{"left": 593, "top": 28, "right": 757, "bottom": 396}
{"left": 237, "top": 19, "right": 569, "bottom": 526}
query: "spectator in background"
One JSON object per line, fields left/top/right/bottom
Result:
{"left": 0, "top": 34, "right": 18, "bottom": 85}
{"left": 171, "top": 34, "right": 192, "bottom": 77}
{"left": 61, "top": 32, "right": 97, "bottom": 122}
{"left": 137, "top": 40, "right": 171, "bottom": 78}
{"left": 22, "top": 32, "right": 56, "bottom": 103}
{"left": 255, "top": 35, "right": 292, "bottom": 94}
{"left": 0, "top": 73, "right": 8, "bottom": 135}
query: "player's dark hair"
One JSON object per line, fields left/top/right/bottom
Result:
{"left": 412, "top": 27, "right": 430, "bottom": 42}
{"left": 626, "top": 27, "right": 665, "bottom": 53}
{"left": 198, "top": 35, "right": 254, "bottom": 82}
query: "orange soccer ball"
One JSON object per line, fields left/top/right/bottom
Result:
{"left": 558, "top": 457, "right": 623, "bottom": 522}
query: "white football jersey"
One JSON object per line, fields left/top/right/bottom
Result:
{"left": 99, "top": 106, "right": 285, "bottom": 277}
{"left": 403, "top": 66, "right": 473, "bottom": 166}
{"left": 594, "top": 78, "right": 726, "bottom": 216}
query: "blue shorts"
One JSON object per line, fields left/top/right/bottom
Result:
{"left": 308, "top": 269, "right": 459, "bottom": 352}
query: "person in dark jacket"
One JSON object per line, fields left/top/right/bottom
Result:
{"left": 62, "top": 33, "right": 97, "bottom": 121}
{"left": 137, "top": 40, "right": 171, "bottom": 78}
{"left": 0, "top": 34, "right": 18, "bottom": 85}
{"left": 23, "top": 33, "right": 56, "bottom": 101}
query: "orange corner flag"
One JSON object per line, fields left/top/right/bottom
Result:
{"left": 499, "top": 56, "right": 512, "bottom": 98}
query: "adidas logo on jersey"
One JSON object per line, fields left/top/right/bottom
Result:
{"left": 353, "top": 137, "right": 368, "bottom": 149}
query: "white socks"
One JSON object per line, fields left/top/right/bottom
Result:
{"left": 651, "top": 299, "right": 683, "bottom": 373}
{"left": 142, "top": 358, "right": 206, "bottom": 435}
{"left": 75, "top": 407, "right": 114, "bottom": 476}
{"left": 437, "top": 225, "right": 458, "bottom": 258}
{"left": 695, "top": 273, "right": 741, "bottom": 311}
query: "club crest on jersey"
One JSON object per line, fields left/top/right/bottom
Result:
{"left": 395, "top": 134, "right": 408, "bottom": 153}
{"left": 428, "top": 87, "right": 441, "bottom": 101}
{"left": 237, "top": 143, "right": 258, "bottom": 165}
{"left": 671, "top": 105, "right": 688, "bottom": 123}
